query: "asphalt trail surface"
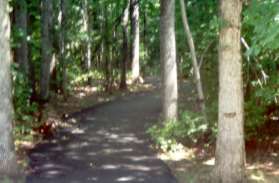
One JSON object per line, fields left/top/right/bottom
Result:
{"left": 27, "top": 89, "right": 177, "bottom": 183}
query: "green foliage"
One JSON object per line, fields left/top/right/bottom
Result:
{"left": 253, "top": 76, "right": 279, "bottom": 105}
{"left": 176, "top": 0, "right": 219, "bottom": 78}
{"left": 245, "top": 101, "right": 265, "bottom": 138}
{"left": 241, "top": 0, "right": 279, "bottom": 137}
{"left": 244, "top": 0, "right": 279, "bottom": 56}
{"left": 11, "top": 64, "right": 38, "bottom": 137}
{"left": 69, "top": 69, "right": 105, "bottom": 86}
{"left": 245, "top": 74, "right": 279, "bottom": 137}
{"left": 11, "top": 64, "right": 38, "bottom": 122}
{"left": 148, "top": 111, "right": 216, "bottom": 152}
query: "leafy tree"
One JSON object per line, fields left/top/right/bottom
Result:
{"left": 179, "top": 0, "right": 207, "bottom": 123}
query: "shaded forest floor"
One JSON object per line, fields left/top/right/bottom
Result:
{"left": 16, "top": 78, "right": 279, "bottom": 182}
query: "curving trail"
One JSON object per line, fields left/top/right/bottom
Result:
{"left": 27, "top": 86, "right": 177, "bottom": 183}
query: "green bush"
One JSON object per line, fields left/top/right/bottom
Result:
{"left": 241, "top": 0, "right": 279, "bottom": 138}
{"left": 11, "top": 64, "right": 38, "bottom": 135}
{"left": 245, "top": 74, "right": 279, "bottom": 138}
{"left": 69, "top": 66, "right": 105, "bottom": 87}
{"left": 245, "top": 100, "right": 265, "bottom": 138}
{"left": 147, "top": 111, "right": 216, "bottom": 152}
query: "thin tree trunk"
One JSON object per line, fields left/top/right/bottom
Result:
{"left": 100, "top": 40, "right": 104, "bottom": 72}
{"left": 99, "top": 3, "right": 105, "bottom": 78}
{"left": 103, "top": 6, "right": 112, "bottom": 92}
{"left": 40, "top": 0, "right": 54, "bottom": 101}
{"left": 215, "top": 0, "right": 245, "bottom": 182}
{"left": 120, "top": 0, "right": 130, "bottom": 90}
{"left": 50, "top": 7, "right": 59, "bottom": 94}
{"left": 14, "top": 0, "right": 29, "bottom": 75}
{"left": 130, "top": 0, "right": 140, "bottom": 82}
{"left": 179, "top": 0, "right": 207, "bottom": 123}
{"left": 59, "top": 0, "right": 68, "bottom": 95}
{"left": 143, "top": 6, "right": 147, "bottom": 65}
{"left": 82, "top": 0, "right": 92, "bottom": 73}
{"left": 104, "top": 42, "right": 111, "bottom": 91}
{"left": 160, "top": 0, "right": 178, "bottom": 121}
{"left": 120, "top": 28, "right": 129, "bottom": 90}
{"left": 0, "top": 0, "right": 19, "bottom": 179}
{"left": 26, "top": 0, "right": 38, "bottom": 100}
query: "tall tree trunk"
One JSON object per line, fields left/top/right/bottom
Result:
{"left": 0, "top": 0, "right": 19, "bottom": 178}
{"left": 103, "top": 5, "right": 112, "bottom": 92}
{"left": 26, "top": 0, "right": 38, "bottom": 100}
{"left": 215, "top": 0, "right": 245, "bottom": 182}
{"left": 99, "top": 3, "right": 105, "bottom": 85}
{"left": 40, "top": 0, "right": 54, "bottom": 101}
{"left": 82, "top": 0, "right": 92, "bottom": 73}
{"left": 120, "top": 0, "right": 130, "bottom": 90}
{"left": 59, "top": 0, "right": 68, "bottom": 95}
{"left": 14, "top": 0, "right": 29, "bottom": 75}
{"left": 160, "top": 0, "right": 178, "bottom": 121}
{"left": 50, "top": 0, "right": 62, "bottom": 94}
{"left": 179, "top": 0, "right": 207, "bottom": 123}
{"left": 143, "top": 6, "right": 147, "bottom": 64}
{"left": 130, "top": 0, "right": 140, "bottom": 82}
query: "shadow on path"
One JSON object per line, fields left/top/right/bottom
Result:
{"left": 27, "top": 89, "right": 177, "bottom": 183}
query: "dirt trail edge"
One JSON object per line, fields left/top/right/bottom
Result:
{"left": 27, "top": 86, "right": 178, "bottom": 183}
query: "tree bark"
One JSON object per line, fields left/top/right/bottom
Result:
{"left": 82, "top": 0, "right": 92, "bottom": 73}
{"left": 40, "top": 0, "right": 55, "bottom": 101}
{"left": 103, "top": 5, "right": 112, "bottom": 92}
{"left": 0, "top": 0, "right": 19, "bottom": 178}
{"left": 215, "top": 0, "right": 245, "bottom": 182}
{"left": 130, "top": 0, "right": 140, "bottom": 82}
{"left": 119, "top": 0, "right": 130, "bottom": 90}
{"left": 143, "top": 5, "right": 147, "bottom": 64}
{"left": 59, "top": 0, "right": 68, "bottom": 95}
{"left": 160, "top": 0, "right": 178, "bottom": 121}
{"left": 14, "top": 0, "right": 29, "bottom": 75}
{"left": 99, "top": 4, "right": 106, "bottom": 88}
{"left": 179, "top": 0, "right": 207, "bottom": 123}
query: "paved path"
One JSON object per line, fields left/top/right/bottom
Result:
{"left": 27, "top": 89, "right": 177, "bottom": 183}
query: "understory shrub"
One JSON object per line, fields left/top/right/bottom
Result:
{"left": 245, "top": 74, "right": 279, "bottom": 138}
{"left": 147, "top": 111, "right": 217, "bottom": 152}
{"left": 12, "top": 64, "right": 38, "bottom": 138}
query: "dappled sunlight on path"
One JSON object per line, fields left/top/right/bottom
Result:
{"left": 27, "top": 90, "right": 177, "bottom": 183}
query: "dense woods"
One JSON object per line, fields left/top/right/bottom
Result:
{"left": 0, "top": 0, "right": 278, "bottom": 182}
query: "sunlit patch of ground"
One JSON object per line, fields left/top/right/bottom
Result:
{"left": 156, "top": 142, "right": 214, "bottom": 183}
{"left": 155, "top": 143, "right": 279, "bottom": 183}
{"left": 157, "top": 141, "right": 279, "bottom": 183}
{"left": 54, "top": 77, "right": 157, "bottom": 116}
